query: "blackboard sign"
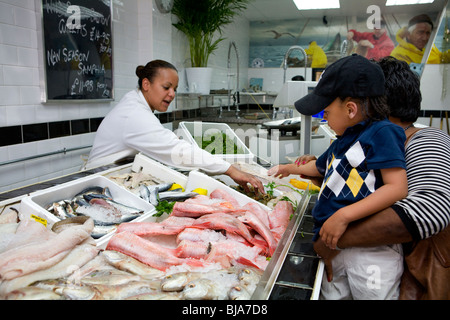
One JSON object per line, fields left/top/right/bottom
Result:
{"left": 42, "top": 0, "right": 113, "bottom": 101}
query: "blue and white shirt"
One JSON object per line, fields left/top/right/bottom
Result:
{"left": 312, "top": 119, "right": 406, "bottom": 237}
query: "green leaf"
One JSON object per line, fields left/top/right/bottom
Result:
{"left": 171, "top": 0, "right": 250, "bottom": 67}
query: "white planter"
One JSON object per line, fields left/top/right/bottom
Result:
{"left": 185, "top": 67, "right": 213, "bottom": 95}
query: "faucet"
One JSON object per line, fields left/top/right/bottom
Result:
{"left": 282, "top": 45, "right": 307, "bottom": 83}
{"left": 227, "top": 41, "right": 240, "bottom": 119}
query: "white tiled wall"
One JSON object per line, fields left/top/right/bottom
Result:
{"left": 0, "top": 0, "right": 149, "bottom": 192}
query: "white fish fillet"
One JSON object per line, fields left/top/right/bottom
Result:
{"left": 0, "top": 241, "right": 99, "bottom": 296}
{"left": 0, "top": 218, "right": 94, "bottom": 280}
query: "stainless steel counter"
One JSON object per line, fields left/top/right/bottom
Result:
{"left": 252, "top": 191, "right": 323, "bottom": 300}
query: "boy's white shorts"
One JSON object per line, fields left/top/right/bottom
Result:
{"left": 320, "top": 244, "right": 403, "bottom": 300}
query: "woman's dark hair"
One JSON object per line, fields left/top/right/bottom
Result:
{"left": 377, "top": 56, "right": 421, "bottom": 122}
{"left": 135, "top": 60, "right": 178, "bottom": 89}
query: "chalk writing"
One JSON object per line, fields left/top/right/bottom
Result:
{"left": 42, "top": 0, "right": 113, "bottom": 100}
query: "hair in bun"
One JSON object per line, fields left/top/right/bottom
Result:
{"left": 135, "top": 60, "right": 177, "bottom": 89}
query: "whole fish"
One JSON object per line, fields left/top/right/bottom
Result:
{"left": 159, "top": 191, "right": 198, "bottom": 202}
{"left": 101, "top": 250, "right": 165, "bottom": 279}
{"left": 237, "top": 268, "right": 262, "bottom": 286}
{"left": 58, "top": 285, "right": 99, "bottom": 300}
{"left": 4, "top": 286, "right": 64, "bottom": 300}
{"left": 91, "top": 224, "right": 117, "bottom": 239}
{"left": 182, "top": 279, "right": 220, "bottom": 300}
{"left": 228, "top": 285, "right": 251, "bottom": 300}
{"left": 161, "top": 272, "right": 198, "bottom": 292}
{"left": 125, "top": 291, "right": 181, "bottom": 300}
{"left": 105, "top": 232, "right": 204, "bottom": 271}
{"left": 139, "top": 184, "right": 152, "bottom": 203}
{"left": 80, "top": 269, "right": 142, "bottom": 286}
{"left": 92, "top": 280, "right": 159, "bottom": 300}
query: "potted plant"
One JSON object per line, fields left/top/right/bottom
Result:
{"left": 171, "top": 0, "right": 249, "bottom": 94}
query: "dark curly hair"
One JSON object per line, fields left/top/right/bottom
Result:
{"left": 376, "top": 56, "right": 421, "bottom": 122}
{"left": 135, "top": 60, "right": 178, "bottom": 89}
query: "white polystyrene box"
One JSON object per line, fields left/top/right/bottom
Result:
{"left": 131, "top": 153, "right": 188, "bottom": 187}
{"left": 185, "top": 170, "right": 271, "bottom": 209}
{"left": 177, "top": 121, "right": 255, "bottom": 164}
{"left": 19, "top": 175, "right": 156, "bottom": 243}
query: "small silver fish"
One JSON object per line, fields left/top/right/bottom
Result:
{"left": 158, "top": 191, "right": 198, "bottom": 202}
{"left": 161, "top": 272, "right": 193, "bottom": 292}
{"left": 102, "top": 251, "right": 165, "bottom": 279}
{"left": 228, "top": 285, "right": 251, "bottom": 300}
{"left": 182, "top": 279, "right": 219, "bottom": 300}
{"left": 238, "top": 268, "right": 262, "bottom": 286}
{"left": 51, "top": 201, "right": 70, "bottom": 220}
{"left": 91, "top": 224, "right": 117, "bottom": 238}
{"left": 5, "top": 286, "right": 64, "bottom": 300}
{"left": 139, "top": 184, "right": 151, "bottom": 202}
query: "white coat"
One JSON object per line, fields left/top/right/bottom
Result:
{"left": 85, "top": 89, "right": 230, "bottom": 174}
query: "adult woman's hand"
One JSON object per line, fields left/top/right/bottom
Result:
{"left": 313, "top": 237, "right": 341, "bottom": 282}
{"left": 225, "top": 165, "right": 265, "bottom": 194}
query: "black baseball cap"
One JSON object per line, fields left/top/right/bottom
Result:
{"left": 294, "top": 54, "right": 385, "bottom": 116}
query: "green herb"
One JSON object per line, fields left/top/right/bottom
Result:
{"left": 194, "top": 133, "right": 244, "bottom": 155}
{"left": 153, "top": 200, "right": 175, "bottom": 217}
{"left": 264, "top": 181, "right": 276, "bottom": 197}
{"left": 264, "top": 182, "right": 300, "bottom": 211}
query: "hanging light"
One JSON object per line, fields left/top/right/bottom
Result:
{"left": 386, "top": 0, "right": 434, "bottom": 6}
{"left": 292, "top": 0, "right": 340, "bottom": 10}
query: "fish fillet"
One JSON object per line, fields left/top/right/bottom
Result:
{"left": 0, "top": 218, "right": 94, "bottom": 280}
{"left": 105, "top": 232, "right": 204, "bottom": 271}
{"left": 238, "top": 211, "right": 277, "bottom": 256}
{"left": 0, "top": 241, "right": 99, "bottom": 295}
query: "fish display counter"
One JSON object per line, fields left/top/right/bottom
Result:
{"left": 0, "top": 153, "right": 323, "bottom": 300}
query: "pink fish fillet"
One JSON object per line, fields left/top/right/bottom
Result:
{"left": 238, "top": 211, "right": 278, "bottom": 256}
{"left": 176, "top": 227, "right": 225, "bottom": 244}
{"left": 242, "top": 202, "right": 270, "bottom": 229}
{"left": 175, "top": 240, "right": 211, "bottom": 259}
{"left": 191, "top": 213, "right": 255, "bottom": 245}
{"left": 116, "top": 222, "right": 185, "bottom": 237}
{"left": 170, "top": 202, "right": 243, "bottom": 218}
{"left": 209, "top": 189, "right": 240, "bottom": 208}
{"left": 269, "top": 201, "right": 294, "bottom": 240}
{"left": 106, "top": 232, "right": 204, "bottom": 271}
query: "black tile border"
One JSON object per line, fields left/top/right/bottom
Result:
{"left": 0, "top": 117, "right": 105, "bottom": 148}
{"left": 0, "top": 109, "right": 446, "bottom": 148}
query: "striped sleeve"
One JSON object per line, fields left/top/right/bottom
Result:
{"left": 393, "top": 127, "right": 450, "bottom": 240}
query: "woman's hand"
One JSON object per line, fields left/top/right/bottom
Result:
{"left": 313, "top": 238, "right": 340, "bottom": 282}
{"left": 226, "top": 165, "right": 265, "bottom": 194}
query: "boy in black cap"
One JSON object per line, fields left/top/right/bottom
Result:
{"left": 268, "top": 54, "right": 408, "bottom": 299}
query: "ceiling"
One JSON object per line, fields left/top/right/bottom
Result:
{"left": 243, "top": 0, "right": 448, "bottom": 21}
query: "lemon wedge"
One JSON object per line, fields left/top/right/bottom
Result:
{"left": 169, "top": 183, "right": 185, "bottom": 192}
{"left": 191, "top": 188, "right": 208, "bottom": 195}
